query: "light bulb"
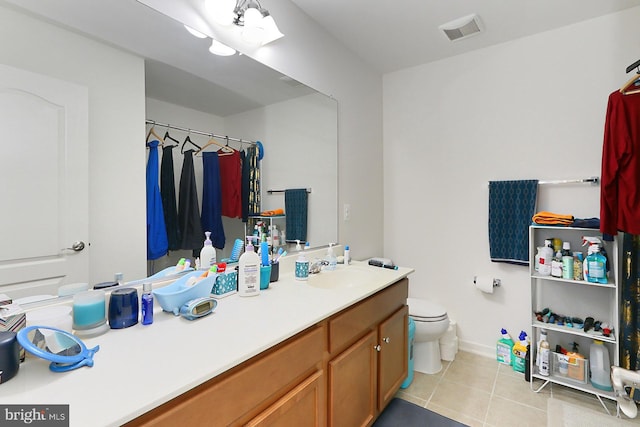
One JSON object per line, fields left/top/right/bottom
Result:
{"left": 209, "top": 39, "right": 236, "bottom": 56}
{"left": 205, "top": 0, "right": 236, "bottom": 26}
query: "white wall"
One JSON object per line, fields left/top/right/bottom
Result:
{"left": 383, "top": 7, "right": 640, "bottom": 356}
{"left": 238, "top": 2, "right": 384, "bottom": 260}
{"left": 225, "top": 93, "right": 338, "bottom": 248}
{"left": 0, "top": 4, "right": 147, "bottom": 286}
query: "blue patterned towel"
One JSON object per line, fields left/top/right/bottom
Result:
{"left": 285, "top": 189, "right": 308, "bottom": 242}
{"left": 488, "top": 180, "right": 538, "bottom": 265}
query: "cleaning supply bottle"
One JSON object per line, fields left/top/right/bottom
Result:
{"left": 199, "top": 231, "right": 216, "bottom": 270}
{"left": 589, "top": 340, "right": 613, "bottom": 391}
{"left": 141, "top": 282, "right": 153, "bottom": 325}
{"left": 496, "top": 328, "right": 514, "bottom": 366}
{"left": 238, "top": 237, "right": 260, "bottom": 297}
{"left": 538, "top": 330, "right": 550, "bottom": 376}
{"left": 561, "top": 242, "right": 573, "bottom": 279}
{"left": 567, "top": 342, "right": 585, "bottom": 382}
{"left": 325, "top": 243, "right": 337, "bottom": 271}
{"left": 551, "top": 249, "right": 563, "bottom": 278}
{"left": 573, "top": 252, "right": 584, "bottom": 281}
{"left": 344, "top": 245, "right": 351, "bottom": 265}
{"left": 539, "top": 240, "right": 553, "bottom": 276}
{"left": 585, "top": 245, "right": 607, "bottom": 284}
{"left": 512, "top": 331, "right": 528, "bottom": 373}
{"left": 536, "top": 329, "right": 548, "bottom": 370}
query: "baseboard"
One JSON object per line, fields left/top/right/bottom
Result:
{"left": 458, "top": 339, "right": 494, "bottom": 359}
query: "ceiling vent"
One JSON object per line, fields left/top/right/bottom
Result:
{"left": 439, "top": 14, "right": 482, "bottom": 42}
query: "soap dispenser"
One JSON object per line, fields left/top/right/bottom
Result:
{"left": 238, "top": 237, "right": 260, "bottom": 297}
{"left": 199, "top": 231, "right": 216, "bottom": 270}
{"left": 325, "top": 243, "right": 337, "bottom": 271}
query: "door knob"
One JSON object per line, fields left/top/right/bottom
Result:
{"left": 63, "top": 241, "right": 85, "bottom": 252}
{"left": 382, "top": 337, "right": 390, "bottom": 344}
{"left": 374, "top": 344, "right": 381, "bottom": 352}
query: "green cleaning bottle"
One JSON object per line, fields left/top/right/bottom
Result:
{"left": 496, "top": 328, "right": 514, "bottom": 366}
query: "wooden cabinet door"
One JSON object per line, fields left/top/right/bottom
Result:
{"left": 246, "top": 370, "right": 324, "bottom": 427}
{"left": 377, "top": 306, "right": 408, "bottom": 411}
{"left": 328, "top": 330, "right": 377, "bottom": 427}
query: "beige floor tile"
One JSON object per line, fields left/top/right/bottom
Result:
{"left": 494, "top": 372, "right": 550, "bottom": 410}
{"left": 394, "top": 390, "right": 427, "bottom": 407}
{"left": 429, "top": 378, "right": 492, "bottom": 420}
{"left": 485, "top": 395, "right": 547, "bottom": 427}
{"left": 455, "top": 350, "right": 499, "bottom": 370}
{"left": 550, "top": 383, "right": 617, "bottom": 415}
{"left": 427, "top": 402, "right": 484, "bottom": 427}
{"left": 400, "top": 371, "right": 441, "bottom": 401}
{"left": 442, "top": 358, "right": 498, "bottom": 393}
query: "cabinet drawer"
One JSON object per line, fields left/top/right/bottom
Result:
{"left": 126, "top": 324, "right": 325, "bottom": 427}
{"left": 328, "top": 278, "right": 408, "bottom": 354}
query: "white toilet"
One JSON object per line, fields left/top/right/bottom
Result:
{"left": 407, "top": 297, "right": 450, "bottom": 374}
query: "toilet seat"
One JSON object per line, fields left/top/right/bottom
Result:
{"left": 407, "top": 298, "right": 448, "bottom": 322}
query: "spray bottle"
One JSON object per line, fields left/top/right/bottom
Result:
{"left": 582, "top": 237, "right": 608, "bottom": 284}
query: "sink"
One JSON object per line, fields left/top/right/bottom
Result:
{"left": 306, "top": 265, "right": 381, "bottom": 289}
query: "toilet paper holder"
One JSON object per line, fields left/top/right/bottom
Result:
{"left": 473, "top": 276, "right": 501, "bottom": 288}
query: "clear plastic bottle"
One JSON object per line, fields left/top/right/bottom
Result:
{"left": 551, "top": 250, "right": 563, "bottom": 278}
{"left": 325, "top": 243, "right": 337, "bottom": 271}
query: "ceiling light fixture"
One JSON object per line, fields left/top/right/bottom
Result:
{"left": 209, "top": 39, "right": 236, "bottom": 56}
{"left": 232, "top": 0, "right": 283, "bottom": 45}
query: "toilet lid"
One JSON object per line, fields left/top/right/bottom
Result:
{"left": 407, "top": 298, "right": 447, "bottom": 318}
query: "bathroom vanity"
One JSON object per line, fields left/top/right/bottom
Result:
{"left": 0, "top": 261, "right": 413, "bottom": 427}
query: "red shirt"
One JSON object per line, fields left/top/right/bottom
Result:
{"left": 600, "top": 90, "right": 640, "bottom": 235}
{"left": 218, "top": 150, "right": 242, "bottom": 218}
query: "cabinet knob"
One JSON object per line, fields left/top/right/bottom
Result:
{"left": 382, "top": 337, "right": 390, "bottom": 344}
{"left": 374, "top": 344, "right": 381, "bottom": 352}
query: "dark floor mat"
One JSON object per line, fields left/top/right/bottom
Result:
{"left": 373, "top": 398, "right": 469, "bottom": 427}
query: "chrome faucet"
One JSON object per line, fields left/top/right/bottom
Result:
{"left": 309, "top": 260, "right": 329, "bottom": 274}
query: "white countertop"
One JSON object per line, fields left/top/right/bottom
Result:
{"left": 0, "top": 261, "right": 413, "bottom": 427}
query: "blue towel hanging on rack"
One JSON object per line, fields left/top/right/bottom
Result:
{"left": 488, "top": 180, "right": 538, "bottom": 265}
{"left": 285, "top": 189, "right": 308, "bottom": 242}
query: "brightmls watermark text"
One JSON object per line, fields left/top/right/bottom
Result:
{"left": 0, "top": 405, "right": 69, "bottom": 426}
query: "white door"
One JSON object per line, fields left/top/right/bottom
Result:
{"left": 0, "top": 64, "right": 89, "bottom": 300}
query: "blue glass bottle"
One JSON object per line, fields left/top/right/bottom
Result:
{"left": 141, "top": 283, "right": 154, "bottom": 325}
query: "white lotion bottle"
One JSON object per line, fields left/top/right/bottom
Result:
{"left": 238, "top": 237, "right": 260, "bottom": 297}
{"left": 199, "top": 231, "right": 216, "bottom": 270}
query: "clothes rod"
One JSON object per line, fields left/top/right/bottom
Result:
{"left": 538, "top": 177, "right": 599, "bottom": 185}
{"left": 146, "top": 119, "right": 256, "bottom": 145}
{"left": 267, "top": 188, "right": 312, "bottom": 194}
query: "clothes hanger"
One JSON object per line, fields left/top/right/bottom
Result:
{"left": 620, "top": 62, "right": 640, "bottom": 95}
{"left": 180, "top": 133, "right": 202, "bottom": 154}
{"left": 194, "top": 135, "right": 235, "bottom": 156}
{"left": 163, "top": 129, "right": 180, "bottom": 147}
{"left": 145, "top": 123, "right": 165, "bottom": 147}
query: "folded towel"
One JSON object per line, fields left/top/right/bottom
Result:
{"left": 260, "top": 208, "right": 285, "bottom": 216}
{"left": 489, "top": 180, "right": 538, "bottom": 265}
{"left": 285, "top": 189, "right": 308, "bottom": 242}
{"left": 532, "top": 211, "right": 574, "bottom": 225}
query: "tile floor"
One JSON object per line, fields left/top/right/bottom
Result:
{"left": 395, "top": 350, "right": 640, "bottom": 427}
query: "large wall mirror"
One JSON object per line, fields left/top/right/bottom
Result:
{"left": 2, "top": 0, "right": 337, "bottom": 300}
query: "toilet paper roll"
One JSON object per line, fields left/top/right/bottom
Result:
{"left": 474, "top": 276, "right": 494, "bottom": 293}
